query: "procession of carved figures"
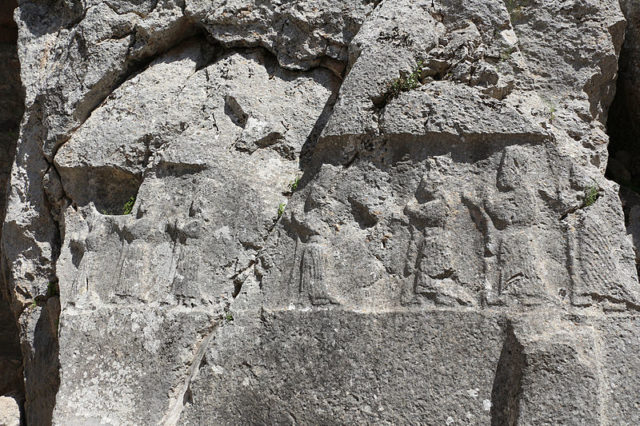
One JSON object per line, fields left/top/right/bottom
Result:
{"left": 287, "top": 143, "right": 635, "bottom": 309}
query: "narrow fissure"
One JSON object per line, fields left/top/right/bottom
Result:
{"left": 490, "top": 321, "right": 525, "bottom": 426}
{"left": 607, "top": 2, "right": 640, "bottom": 276}
{"left": 0, "top": 0, "right": 26, "bottom": 419}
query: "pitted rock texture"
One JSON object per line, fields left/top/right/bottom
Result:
{"left": 609, "top": 0, "right": 640, "bottom": 272}
{"left": 3, "top": 0, "right": 640, "bottom": 424}
{"left": 0, "top": 396, "right": 20, "bottom": 426}
{"left": 0, "top": 0, "right": 24, "bottom": 410}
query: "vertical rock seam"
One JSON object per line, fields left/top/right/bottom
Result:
{"left": 490, "top": 322, "right": 525, "bottom": 426}
{"left": 160, "top": 322, "right": 218, "bottom": 426}
{"left": 608, "top": 0, "right": 640, "bottom": 276}
{"left": 0, "top": 0, "right": 25, "bottom": 418}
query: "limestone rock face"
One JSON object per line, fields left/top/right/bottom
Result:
{"left": 0, "top": 396, "right": 20, "bottom": 426}
{"left": 0, "top": 0, "right": 24, "bottom": 410}
{"left": 3, "top": 0, "right": 640, "bottom": 424}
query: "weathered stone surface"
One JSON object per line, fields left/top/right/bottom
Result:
{"left": 0, "top": 0, "right": 24, "bottom": 414}
{"left": 185, "top": 0, "right": 373, "bottom": 70}
{"left": 54, "top": 306, "right": 216, "bottom": 425}
{"left": 610, "top": 0, "right": 640, "bottom": 270}
{"left": 51, "top": 32, "right": 339, "bottom": 425}
{"left": 181, "top": 310, "right": 505, "bottom": 424}
{"left": 597, "top": 316, "right": 640, "bottom": 424}
{"left": 4, "top": 0, "right": 640, "bottom": 424}
{"left": 0, "top": 396, "right": 20, "bottom": 426}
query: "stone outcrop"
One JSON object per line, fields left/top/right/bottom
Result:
{"left": 3, "top": 0, "right": 640, "bottom": 424}
{"left": 0, "top": 0, "right": 25, "bottom": 411}
{"left": 0, "top": 396, "right": 20, "bottom": 426}
{"left": 609, "top": 0, "right": 640, "bottom": 273}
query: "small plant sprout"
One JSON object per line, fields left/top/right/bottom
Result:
{"left": 288, "top": 177, "right": 301, "bottom": 193}
{"left": 122, "top": 196, "right": 136, "bottom": 215}
{"left": 225, "top": 313, "right": 234, "bottom": 322}
{"left": 30, "top": 300, "right": 37, "bottom": 309}
{"left": 277, "top": 202, "right": 286, "bottom": 218}
{"left": 387, "top": 59, "right": 424, "bottom": 100}
{"left": 584, "top": 181, "right": 600, "bottom": 207}
{"left": 540, "top": 96, "right": 558, "bottom": 124}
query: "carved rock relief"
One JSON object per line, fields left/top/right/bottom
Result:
{"left": 275, "top": 140, "right": 639, "bottom": 311}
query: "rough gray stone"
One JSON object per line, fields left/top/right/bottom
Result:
{"left": 0, "top": 0, "right": 24, "bottom": 415}
{"left": 181, "top": 310, "right": 505, "bottom": 424}
{"left": 4, "top": 0, "right": 640, "bottom": 424}
{"left": 185, "top": 0, "right": 374, "bottom": 70}
{"left": 51, "top": 37, "right": 338, "bottom": 425}
{"left": 0, "top": 396, "right": 20, "bottom": 426}
{"left": 54, "top": 306, "right": 216, "bottom": 425}
{"left": 610, "top": 0, "right": 640, "bottom": 266}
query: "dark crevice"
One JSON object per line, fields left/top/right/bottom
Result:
{"left": 348, "top": 197, "right": 379, "bottom": 229}
{"left": 224, "top": 94, "right": 249, "bottom": 128}
{"left": 490, "top": 321, "right": 525, "bottom": 426}
{"left": 298, "top": 81, "right": 343, "bottom": 172}
{"left": 0, "top": 0, "right": 26, "bottom": 420}
{"left": 231, "top": 260, "right": 256, "bottom": 298}
{"left": 22, "top": 298, "right": 61, "bottom": 426}
{"left": 585, "top": 292, "right": 640, "bottom": 312}
{"left": 231, "top": 59, "right": 349, "bottom": 298}
{"left": 607, "top": 2, "right": 640, "bottom": 277}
